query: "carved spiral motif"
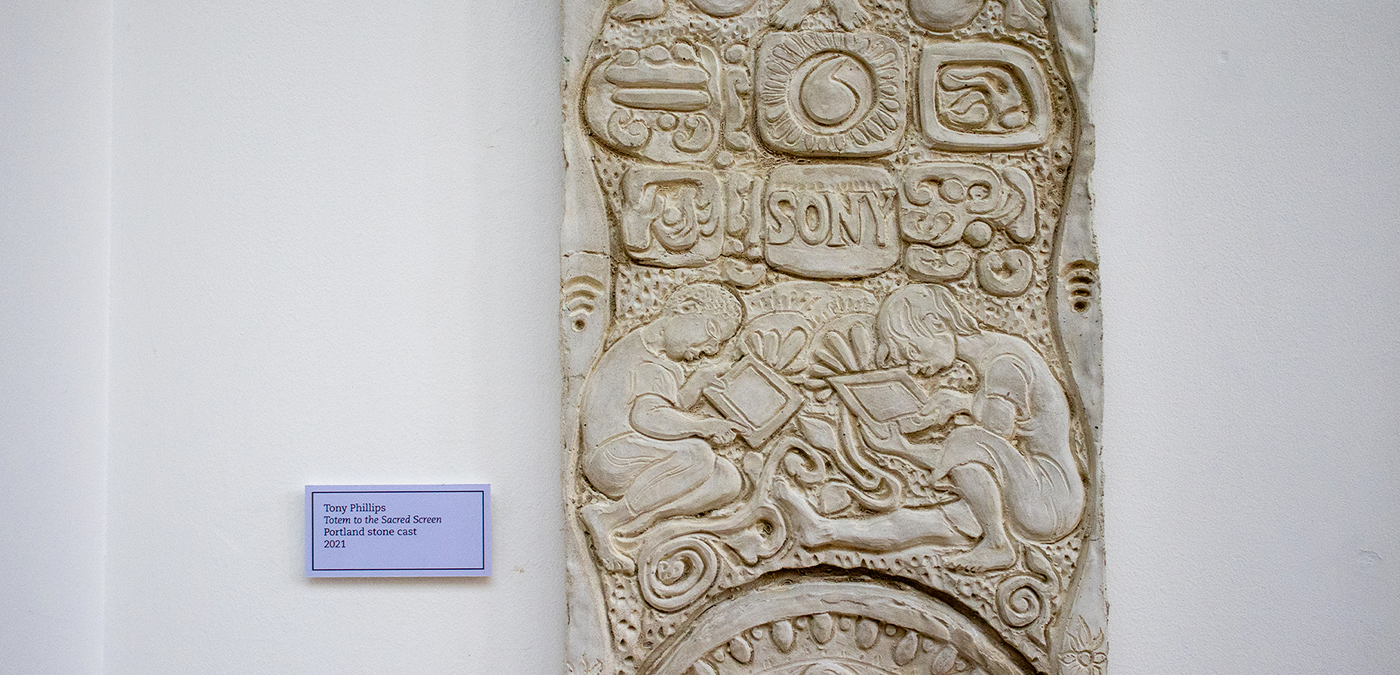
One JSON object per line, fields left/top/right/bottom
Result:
{"left": 995, "top": 574, "right": 1046, "bottom": 628}
{"left": 906, "top": 245, "right": 972, "bottom": 282}
{"left": 639, "top": 535, "right": 719, "bottom": 612}
{"left": 976, "top": 248, "right": 1033, "bottom": 296}
{"left": 608, "top": 109, "right": 651, "bottom": 149}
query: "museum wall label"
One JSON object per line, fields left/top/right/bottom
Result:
{"left": 304, "top": 485, "right": 492, "bottom": 577}
{"left": 560, "top": 0, "right": 1103, "bottom": 672}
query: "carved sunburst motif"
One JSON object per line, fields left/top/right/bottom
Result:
{"left": 756, "top": 32, "right": 905, "bottom": 157}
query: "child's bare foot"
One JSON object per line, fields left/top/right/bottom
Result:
{"left": 945, "top": 537, "right": 1016, "bottom": 573}
{"left": 581, "top": 501, "right": 636, "bottom": 573}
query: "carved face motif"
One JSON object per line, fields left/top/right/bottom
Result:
{"left": 663, "top": 313, "right": 727, "bottom": 361}
{"left": 895, "top": 328, "right": 956, "bottom": 376}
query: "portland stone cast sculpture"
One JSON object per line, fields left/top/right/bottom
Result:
{"left": 560, "top": 0, "right": 1103, "bottom": 673}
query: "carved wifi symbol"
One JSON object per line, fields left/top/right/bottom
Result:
{"left": 1062, "top": 260, "right": 1097, "bottom": 314}
{"left": 563, "top": 275, "right": 606, "bottom": 332}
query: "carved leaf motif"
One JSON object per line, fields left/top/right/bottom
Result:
{"left": 809, "top": 323, "right": 877, "bottom": 377}
{"left": 848, "top": 322, "right": 874, "bottom": 367}
{"left": 1064, "top": 617, "right": 1104, "bottom": 653}
{"left": 797, "top": 414, "right": 840, "bottom": 453}
{"left": 1026, "top": 545, "right": 1057, "bottom": 581}
{"left": 565, "top": 658, "right": 604, "bottom": 675}
{"left": 1003, "top": 0, "right": 1048, "bottom": 33}
{"left": 824, "top": 332, "right": 860, "bottom": 372}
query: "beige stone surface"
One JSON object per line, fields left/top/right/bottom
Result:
{"left": 561, "top": 1, "right": 1103, "bottom": 673}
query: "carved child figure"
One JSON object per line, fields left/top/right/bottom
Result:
{"left": 779, "top": 284, "right": 1084, "bottom": 572}
{"left": 579, "top": 283, "right": 746, "bottom": 572}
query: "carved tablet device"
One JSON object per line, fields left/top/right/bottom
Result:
{"left": 561, "top": 1, "right": 1104, "bottom": 673}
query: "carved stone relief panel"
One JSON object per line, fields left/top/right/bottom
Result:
{"left": 561, "top": 1, "right": 1104, "bottom": 674}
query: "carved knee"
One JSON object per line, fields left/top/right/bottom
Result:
{"left": 710, "top": 457, "right": 742, "bottom": 502}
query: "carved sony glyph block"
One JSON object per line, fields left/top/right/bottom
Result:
{"left": 764, "top": 165, "right": 899, "bottom": 279}
{"left": 562, "top": 0, "right": 1104, "bottom": 673}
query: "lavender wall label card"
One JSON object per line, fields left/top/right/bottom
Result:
{"left": 561, "top": 0, "right": 1104, "bottom": 672}
{"left": 305, "top": 485, "right": 491, "bottom": 577}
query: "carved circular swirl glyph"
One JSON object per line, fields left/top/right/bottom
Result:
{"left": 756, "top": 33, "right": 905, "bottom": 157}
{"left": 995, "top": 575, "right": 1045, "bottom": 629}
{"left": 638, "top": 535, "right": 720, "bottom": 612}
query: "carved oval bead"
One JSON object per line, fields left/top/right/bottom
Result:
{"left": 689, "top": 0, "right": 758, "bottom": 17}
{"left": 908, "top": 0, "right": 985, "bottom": 31}
{"left": 930, "top": 644, "right": 959, "bottom": 675}
{"left": 855, "top": 618, "right": 880, "bottom": 649}
{"left": 771, "top": 619, "right": 796, "bottom": 653}
{"left": 728, "top": 636, "right": 753, "bottom": 664}
{"left": 894, "top": 630, "right": 920, "bottom": 665}
{"left": 811, "top": 612, "right": 836, "bottom": 644}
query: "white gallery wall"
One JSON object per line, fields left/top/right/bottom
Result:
{"left": 1, "top": 2, "right": 110, "bottom": 674}
{"left": 2, "top": 0, "right": 1397, "bottom": 674}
